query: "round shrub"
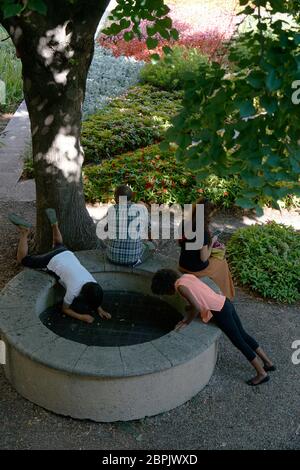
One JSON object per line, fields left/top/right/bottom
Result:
{"left": 140, "top": 46, "right": 211, "bottom": 91}
{"left": 227, "top": 222, "right": 300, "bottom": 303}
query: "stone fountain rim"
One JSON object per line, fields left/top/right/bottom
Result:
{"left": 0, "top": 250, "right": 221, "bottom": 378}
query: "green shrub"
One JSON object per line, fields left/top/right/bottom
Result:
{"left": 83, "top": 145, "right": 197, "bottom": 204}
{"left": 201, "top": 174, "right": 242, "bottom": 209}
{"left": 22, "top": 158, "right": 34, "bottom": 179}
{"left": 227, "top": 222, "right": 300, "bottom": 303}
{"left": 83, "top": 144, "right": 242, "bottom": 206}
{"left": 22, "top": 142, "right": 34, "bottom": 179}
{"left": 0, "top": 27, "right": 23, "bottom": 113}
{"left": 140, "top": 46, "right": 211, "bottom": 91}
{"left": 81, "top": 85, "right": 182, "bottom": 163}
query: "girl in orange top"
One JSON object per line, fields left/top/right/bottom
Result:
{"left": 151, "top": 270, "right": 276, "bottom": 387}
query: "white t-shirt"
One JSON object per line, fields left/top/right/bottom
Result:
{"left": 47, "top": 251, "right": 96, "bottom": 307}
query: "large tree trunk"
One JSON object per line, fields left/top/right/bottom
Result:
{"left": 2, "top": 0, "right": 110, "bottom": 251}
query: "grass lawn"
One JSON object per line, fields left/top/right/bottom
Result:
{"left": 0, "top": 26, "right": 23, "bottom": 117}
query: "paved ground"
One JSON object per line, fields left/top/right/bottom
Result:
{"left": 0, "top": 101, "right": 34, "bottom": 203}
{"left": 0, "top": 201, "right": 36, "bottom": 290}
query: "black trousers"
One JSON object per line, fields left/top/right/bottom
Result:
{"left": 21, "top": 244, "right": 68, "bottom": 275}
{"left": 212, "top": 299, "right": 259, "bottom": 362}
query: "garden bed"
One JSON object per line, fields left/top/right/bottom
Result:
{"left": 98, "top": 0, "right": 239, "bottom": 61}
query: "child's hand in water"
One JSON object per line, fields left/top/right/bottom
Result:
{"left": 81, "top": 314, "right": 95, "bottom": 324}
{"left": 98, "top": 307, "right": 112, "bottom": 320}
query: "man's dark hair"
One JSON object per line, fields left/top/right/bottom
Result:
{"left": 151, "top": 269, "right": 179, "bottom": 295}
{"left": 80, "top": 282, "right": 103, "bottom": 310}
{"left": 115, "top": 185, "right": 133, "bottom": 202}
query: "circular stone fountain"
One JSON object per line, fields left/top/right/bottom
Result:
{"left": 0, "top": 251, "right": 221, "bottom": 422}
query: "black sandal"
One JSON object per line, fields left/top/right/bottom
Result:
{"left": 264, "top": 364, "right": 276, "bottom": 372}
{"left": 246, "top": 375, "right": 270, "bottom": 387}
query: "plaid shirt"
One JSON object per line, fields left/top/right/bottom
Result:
{"left": 106, "top": 203, "right": 148, "bottom": 265}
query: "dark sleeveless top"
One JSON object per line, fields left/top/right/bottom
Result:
{"left": 179, "top": 230, "right": 210, "bottom": 272}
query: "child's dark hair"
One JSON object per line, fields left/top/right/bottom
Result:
{"left": 151, "top": 269, "right": 179, "bottom": 295}
{"left": 80, "top": 282, "right": 103, "bottom": 310}
{"left": 115, "top": 184, "right": 133, "bottom": 202}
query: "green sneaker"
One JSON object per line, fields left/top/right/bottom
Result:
{"left": 8, "top": 213, "right": 33, "bottom": 229}
{"left": 45, "top": 208, "right": 58, "bottom": 225}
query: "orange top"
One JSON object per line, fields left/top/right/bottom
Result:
{"left": 175, "top": 274, "right": 226, "bottom": 323}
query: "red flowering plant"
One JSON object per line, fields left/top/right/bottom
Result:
{"left": 98, "top": 1, "right": 239, "bottom": 61}
{"left": 83, "top": 144, "right": 242, "bottom": 206}
{"left": 98, "top": 19, "right": 235, "bottom": 62}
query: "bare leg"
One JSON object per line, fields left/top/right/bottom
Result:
{"left": 52, "top": 223, "right": 63, "bottom": 247}
{"left": 16, "top": 227, "right": 31, "bottom": 264}
{"left": 249, "top": 356, "right": 268, "bottom": 385}
{"left": 255, "top": 347, "right": 274, "bottom": 368}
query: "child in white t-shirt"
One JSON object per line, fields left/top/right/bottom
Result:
{"left": 9, "top": 210, "right": 111, "bottom": 324}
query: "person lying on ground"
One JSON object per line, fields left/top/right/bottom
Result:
{"left": 9, "top": 210, "right": 111, "bottom": 325}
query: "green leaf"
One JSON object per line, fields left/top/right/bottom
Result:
{"left": 150, "top": 53, "right": 161, "bottom": 64}
{"left": 254, "top": 205, "right": 264, "bottom": 217}
{"left": 146, "top": 37, "right": 159, "bottom": 50}
{"left": 235, "top": 198, "right": 256, "bottom": 209}
{"left": 236, "top": 101, "right": 256, "bottom": 118}
{"left": 3, "top": 3, "right": 23, "bottom": 18}
{"left": 260, "top": 96, "right": 278, "bottom": 114}
{"left": 158, "top": 28, "right": 170, "bottom": 40}
{"left": 27, "top": 0, "right": 47, "bottom": 15}
{"left": 170, "top": 28, "right": 179, "bottom": 41}
{"left": 157, "top": 17, "right": 172, "bottom": 29}
{"left": 146, "top": 25, "right": 157, "bottom": 37}
{"left": 247, "top": 71, "right": 264, "bottom": 89}
{"left": 294, "top": 34, "right": 300, "bottom": 45}
{"left": 124, "top": 31, "right": 134, "bottom": 42}
{"left": 120, "top": 18, "right": 131, "bottom": 29}
{"left": 267, "top": 154, "right": 281, "bottom": 167}
{"left": 162, "top": 46, "right": 172, "bottom": 55}
{"left": 266, "top": 70, "right": 282, "bottom": 92}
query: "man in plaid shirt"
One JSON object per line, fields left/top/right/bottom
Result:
{"left": 106, "top": 185, "right": 156, "bottom": 266}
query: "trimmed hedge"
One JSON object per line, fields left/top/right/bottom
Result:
{"left": 81, "top": 85, "right": 182, "bottom": 163}
{"left": 227, "top": 222, "right": 300, "bottom": 303}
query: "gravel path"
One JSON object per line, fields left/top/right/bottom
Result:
{"left": 0, "top": 201, "right": 35, "bottom": 290}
